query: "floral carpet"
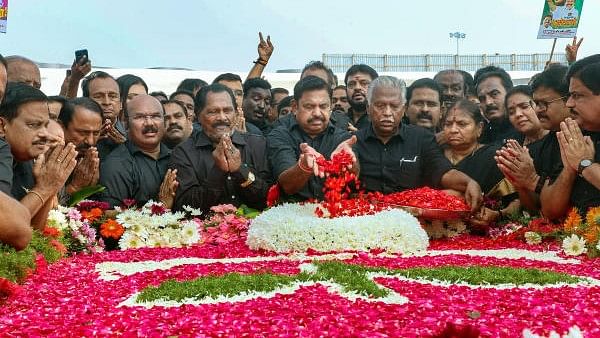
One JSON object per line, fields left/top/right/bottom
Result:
{"left": 1, "top": 236, "right": 598, "bottom": 337}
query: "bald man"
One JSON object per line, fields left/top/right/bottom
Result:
{"left": 6, "top": 55, "right": 41, "bottom": 90}
{"left": 97, "top": 95, "right": 177, "bottom": 208}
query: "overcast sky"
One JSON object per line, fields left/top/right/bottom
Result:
{"left": 1, "top": 0, "right": 598, "bottom": 72}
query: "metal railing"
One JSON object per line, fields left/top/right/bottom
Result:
{"left": 323, "top": 53, "right": 567, "bottom": 72}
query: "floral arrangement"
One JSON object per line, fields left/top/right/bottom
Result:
{"left": 247, "top": 202, "right": 428, "bottom": 253}
{"left": 1, "top": 235, "right": 599, "bottom": 336}
{"left": 498, "top": 207, "right": 600, "bottom": 258}
{"left": 46, "top": 205, "right": 105, "bottom": 254}
{"left": 115, "top": 200, "right": 201, "bottom": 249}
{"left": 197, "top": 204, "right": 250, "bottom": 246}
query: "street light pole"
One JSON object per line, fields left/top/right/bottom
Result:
{"left": 449, "top": 31, "right": 466, "bottom": 56}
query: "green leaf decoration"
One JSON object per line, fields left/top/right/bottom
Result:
{"left": 236, "top": 204, "right": 260, "bottom": 219}
{"left": 135, "top": 262, "right": 583, "bottom": 304}
{"left": 68, "top": 185, "right": 106, "bottom": 207}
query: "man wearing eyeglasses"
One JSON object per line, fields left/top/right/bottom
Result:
{"left": 496, "top": 65, "right": 571, "bottom": 213}
{"left": 536, "top": 56, "right": 600, "bottom": 219}
{"left": 98, "top": 95, "right": 177, "bottom": 208}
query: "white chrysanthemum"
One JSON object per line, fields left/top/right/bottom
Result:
{"left": 127, "top": 222, "right": 150, "bottom": 239}
{"left": 596, "top": 240, "right": 600, "bottom": 251}
{"left": 562, "top": 234, "right": 587, "bottom": 256}
{"left": 525, "top": 231, "right": 542, "bottom": 245}
{"left": 47, "top": 209, "right": 68, "bottom": 230}
{"left": 180, "top": 221, "right": 200, "bottom": 245}
{"left": 145, "top": 234, "right": 163, "bottom": 248}
{"left": 116, "top": 209, "right": 144, "bottom": 228}
{"left": 247, "top": 203, "right": 428, "bottom": 254}
{"left": 119, "top": 232, "right": 145, "bottom": 250}
{"left": 183, "top": 205, "right": 203, "bottom": 216}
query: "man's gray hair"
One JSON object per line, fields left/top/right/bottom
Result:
{"left": 367, "top": 75, "right": 407, "bottom": 104}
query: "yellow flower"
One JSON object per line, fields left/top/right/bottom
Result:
{"left": 563, "top": 208, "right": 582, "bottom": 232}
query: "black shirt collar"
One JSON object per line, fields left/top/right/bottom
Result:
{"left": 125, "top": 140, "right": 171, "bottom": 160}
{"left": 364, "top": 122, "right": 405, "bottom": 142}
{"left": 193, "top": 130, "right": 247, "bottom": 148}
{"left": 288, "top": 117, "right": 336, "bottom": 137}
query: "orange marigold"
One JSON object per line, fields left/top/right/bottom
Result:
{"left": 81, "top": 208, "right": 103, "bottom": 222}
{"left": 563, "top": 207, "right": 582, "bottom": 232}
{"left": 586, "top": 206, "right": 600, "bottom": 227}
{"left": 583, "top": 225, "right": 600, "bottom": 244}
{"left": 100, "top": 219, "right": 125, "bottom": 239}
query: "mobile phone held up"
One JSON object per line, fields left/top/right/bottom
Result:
{"left": 75, "top": 49, "right": 88, "bottom": 64}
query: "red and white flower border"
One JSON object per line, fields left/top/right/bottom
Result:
{"left": 1, "top": 236, "right": 600, "bottom": 337}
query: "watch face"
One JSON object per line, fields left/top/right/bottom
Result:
{"left": 581, "top": 159, "right": 593, "bottom": 167}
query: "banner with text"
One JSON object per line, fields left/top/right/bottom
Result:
{"left": 537, "top": 0, "right": 584, "bottom": 39}
{"left": 0, "top": 0, "right": 7, "bottom": 33}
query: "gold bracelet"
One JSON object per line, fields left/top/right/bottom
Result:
{"left": 297, "top": 159, "right": 312, "bottom": 173}
{"left": 27, "top": 189, "right": 45, "bottom": 206}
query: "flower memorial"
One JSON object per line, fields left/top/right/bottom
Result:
{"left": 2, "top": 153, "right": 600, "bottom": 336}
{"left": 249, "top": 151, "right": 431, "bottom": 253}
{"left": 1, "top": 235, "right": 599, "bottom": 336}
{"left": 247, "top": 202, "right": 428, "bottom": 253}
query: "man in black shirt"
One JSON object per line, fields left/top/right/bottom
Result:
{"left": 353, "top": 76, "right": 483, "bottom": 211}
{"left": 170, "top": 83, "right": 271, "bottom": 213}
{"left": 82, "top": 71, "right": 127, "bottom": 159}
{"left": 345, "top": 64, "right": 379, "bottom": 131}
{"left": 242, "top": 78, "right": 272, "bottom": 136}
{"left": 98, "top": 95, "right": 175, "bottom": 208}
{"left": 0, "top": 53, "right": 33, "bottom": 250}
{"left": 57, "top": 98, "right": 103, "bottom": 203}
{"left": 538, "top": 55, "right": 600, "bottom": 219}
{"left": 495, "top": 65, "right": 572, "bottom": 213}
{"left": 475, "top": 66, "right": 519, "bottom": 144}
{"left": 0, "top": 82, "right": 77, "bottom": 229}
{"left": 268, "top": 76, "right": 353, "bottom": 201}
{"left": 162, "top": 100, "right": 193, "bottom": 149}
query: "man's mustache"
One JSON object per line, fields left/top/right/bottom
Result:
{"left": 167, "top": 124, "right": 182, "bottom": 132}
{"left": 211, "top": 122, "right": 230, "bottom": 129}
{"left": 142, "top": 125, "right": 159, "bottom": 134}
{"left": 485, "top": 104, "right": 498, "bottom": 112}
{"left": 417, "top": 111, "right": 432, "bottom": 121}
{"left": 307, "top": 116, "right": 326, "bottom": 124}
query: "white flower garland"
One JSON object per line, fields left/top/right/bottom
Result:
{"left": 246, "top": 203, "right": 428, "bottom": 254}
{"left": 411, "top": 249, "right": 581, "bottom": 264}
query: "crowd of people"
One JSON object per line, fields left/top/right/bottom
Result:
{"left": 1, "top": 34, "right": 599, "bottom": 250}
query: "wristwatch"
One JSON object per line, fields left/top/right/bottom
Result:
{"left": 577, "top": 159, "right": 593, "bottom": 177}
{"left": 240, "top": 171, "right": 255, "bottom": 188}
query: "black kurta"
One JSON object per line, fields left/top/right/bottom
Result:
{"left": 170, "top": 130, "right": 272, "bottom": 213}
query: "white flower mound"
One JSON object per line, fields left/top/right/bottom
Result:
{"left": 247, "top": 203, "right": 428, "bottom": 254}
